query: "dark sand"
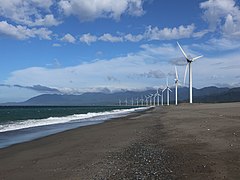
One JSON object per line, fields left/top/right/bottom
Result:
{"left": 0, "top": 103, "right": 240, "bottom": 179}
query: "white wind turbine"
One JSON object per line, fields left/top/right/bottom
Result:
{"left": 174, "top": 66, "right": 179, "bottom": 105}
{"left": 153, "top": 93, "right": 156, "bottom": 106}
{"left": 149, "top": 94, "right": 153, "bottom": 106}
{"left": 140, "top": 96, "right": 144, "bottom": 106}
{"left": 145, "top": 96, "right": 149, "bottom": 106}
{"left": 136, "top": 97, "right": 139, "bottom": 106}
{"left": 161, "top": 88, "right": 165, "bottom": 106}
{"left": 154, "top": 88, "right": 161, "bottom": 106}
{"left": 177, "top": 42, "right": 203, "bottom": 104}
{"left": 163, "top": 78, "right": 172, "bottom": 106}
{"left": 125, "top": 98, "right": 128, "bottom": 106}
{"left": 119, "top": 99, "right": 121, "bottom": 106}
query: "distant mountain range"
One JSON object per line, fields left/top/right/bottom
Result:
{"left": 1, "top": 86, "right": 240, "bottom": 106}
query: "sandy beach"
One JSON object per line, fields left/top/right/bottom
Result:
{"left": 0, "top": 103, "right": 240, "bottom": 179}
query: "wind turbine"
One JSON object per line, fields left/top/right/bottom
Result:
{"left": 161, "top": 88, "right": 165, "bottom": 106}
{"left": 145, "top": 96, "right": 149, "bottom": 106}
{"left": 136, "top": 97, "right": 139, "bottom": 106}
{"left": 119, "top": 99, "right": 121, "bottom": 106}
{"left": 175, "top": 66, "right": 179, "bottom": 105}
{"left": 163, "top": 78, "right": 172, "bottom": 106}
{"left": 140, "top": 96, "right": 144, "bottom": 106}
{"left": 177, "top": 42, "right": 203, "bottom": 104}
{"left": 131, "top": 98, "right": 134, "bottom": 106}
{"left": 125, "top": 98, "right": 128, "bottom": 106}
{"left": 154, "top": 88, "right": 161, "bottom": 106}
{"left": 149, "top": 94, "right": 153, "bottom": 106}
{"left": 153, "top": 93, "right": 156, "bottom": 106}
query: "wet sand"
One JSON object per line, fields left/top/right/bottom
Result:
{"left": 0, "top": 103, "right": 240, "bottom": 179}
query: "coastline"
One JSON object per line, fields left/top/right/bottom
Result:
{"left": 0, "top": 106, "right": 149, "bottom": 149}
{"left": 0, "top": 103, "right": 240, "bottom": 179}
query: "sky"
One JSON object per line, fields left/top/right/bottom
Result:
{"left": 0, "top": 0, "right": 240, "bottom": 102}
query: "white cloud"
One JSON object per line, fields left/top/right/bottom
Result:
{"left": 145, "top": 24, "right": 195, "bottom": 40}
{"left": 58, "top": 0, "right": 144, "bottom": 21}
{"left": 3, "top": 43, "right": 240, "bottom": 99}
{"left": 4, "top": 44, "right": 176, "bottom": 92}
{"left": 0, "top": 21, "right": 52, "bottom": 40}
{"left": 0, "top": 0, "right": 60, "bottom": 27}
{"left": 61, "top": 33, "right": 76, "bottom": 43}
{"left": 193, "top": 29, "right": 210, "bottom": 38}
{"left": 80, "top": 24, "right": 197, "bottom": 44}
{"left": 79, "top": 33, "right": 97, "bottom": 45}
{"left": 99, "top": 33, "right": 123, "bottom": 42}
{"left": 200, "top": 0, "right": 240, "bottom": 38}
{"left": 29, "top": 14, "right": 61, "bottom": 27}
{"left": 124, "top": 33, "right": 143, "bottom": 42}
{"left": 193, "top": 37, "right": 240, "bottom": 51}
{"left": 52, "top": 43, "right": 62, "bottom": 47}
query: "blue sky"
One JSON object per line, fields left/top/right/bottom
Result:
{"left": 0, "top": 0, "right": 240, "bottom": 102}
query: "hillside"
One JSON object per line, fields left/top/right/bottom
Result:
{"left": 1, "top": 86, "right": 240, "bottom": 106}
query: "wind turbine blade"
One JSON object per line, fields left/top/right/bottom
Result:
{"left": 175, "top": 66, "right": 178, "bottom": 80}
{"left": 184, "top": 63, "right": 189, "bottom": 85}
{"left": 192, "top": 55, "right": 203, "bottom": 62}
{"left": 177, "top": 42, "right": 188, "bottom": 60}
{"left": 163, "top": 87, "right": 167, "bottom": 92}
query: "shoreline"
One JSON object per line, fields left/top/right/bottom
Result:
{"left": 0, "top": 106, "right": 150, "bottom": 149}
{"left": 0, "top": 103, "right": 240, "bottom": 179}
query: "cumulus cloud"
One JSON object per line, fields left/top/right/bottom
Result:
{"left": 200, "top": 0, "right": 240, "bottom": 38}
{"left": 144, "top": 24, "right": 195, "bottom": 40}
{"left": 0, "top": 0, "right": 60, "bottom": 27}
{"left": 79, "top": 33, "right": 97, "bottom": 45}
{"left": 192, "top": 37, "right": 240, "bottom": 51}
{"left": 61, "top": 33, "right": 76, "bottom": 43}
{"left": 80, "top": 24, "right": 197, "bottom": 44}
{"left": 99, "top": 33, "right": 123, "bottom": 42}
{"left": 138, "top": 70, "right": 166, "bottom": 79}
{"left": 58, "top": 0, "right": 144, "bottom": 21}
{"left": 0, "top": 21, "right": 52, "bottom": 40}
{"left": 170, "top": 58, "right": 187, "bottom": 66}
{"left": 124, "top": 33, "right": 144, "bottom": 42}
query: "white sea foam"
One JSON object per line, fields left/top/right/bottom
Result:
{"left": 0, "top": 107, "right": 149, "bottom": 133}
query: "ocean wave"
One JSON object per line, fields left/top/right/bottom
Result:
{"left": 0, "top": 107, "right": 149, "bottom": 133}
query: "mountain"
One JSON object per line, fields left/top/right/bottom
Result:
{"left": 194, "top": 87, "right": 240, "bottom": 103}
{"left": 1, "top": 86, "right": 240, "bottom": 106}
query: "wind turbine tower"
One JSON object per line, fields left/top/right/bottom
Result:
{"left": 136, "top": 97, "right": 139, "bottom": 106}
{"left": 145, "top": 96, "right": 149, "bottom": 106}
{"left": 161, "top": 89, "right": 165, "bottom": 106}
{"left": 174, "top": 66, "right": 179, "bottom": 105}
{"left": 149, "top": 94, "right": 153, "bottom": 106}
{"left": 119, "top": 99, "right": 121, "bottom": 106}
{"left": 140, "top": 96, "right": 144, "bottom": 106}
{"left": 177, "top": 42, "right": 203, "bottom": 104}
{"left": 154, "top": 88, "right": 161, "bottom": 106}
{"left": 163, "top": 78, "right": 172, "bottom": 106}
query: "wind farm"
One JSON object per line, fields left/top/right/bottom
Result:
{"left": 0, "top": 0, "right": 240, "bottom": 179}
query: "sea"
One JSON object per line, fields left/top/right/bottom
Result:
{"left": 0, "top": 106, "right": 149, "bottom": 149}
